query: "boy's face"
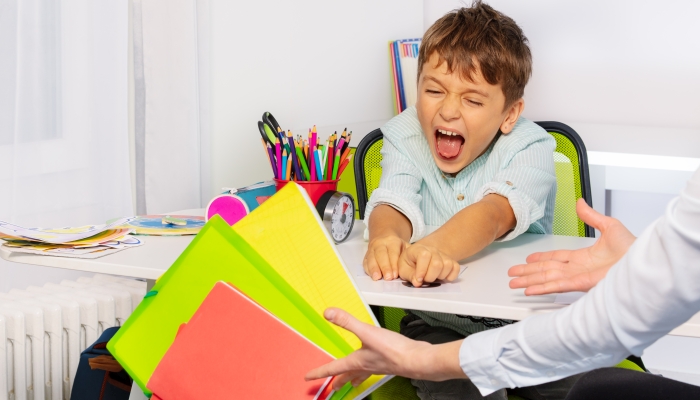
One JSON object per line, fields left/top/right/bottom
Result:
{"left": 416, "top": 52, "right": 524, "bottom": 174}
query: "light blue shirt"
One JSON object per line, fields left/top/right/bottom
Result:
{"left": 364, "top": 106, "right": 557, "bottom": 335}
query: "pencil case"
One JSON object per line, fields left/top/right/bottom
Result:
{"left": 206, "top": 181, "right": 277, "bottom": 226}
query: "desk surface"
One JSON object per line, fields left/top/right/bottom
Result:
{"left": 3, "top": 220, "right": 699, "bottom": 338}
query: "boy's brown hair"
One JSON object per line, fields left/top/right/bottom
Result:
{"left": 418, "top": 0, "right": 532, "bottom": 108}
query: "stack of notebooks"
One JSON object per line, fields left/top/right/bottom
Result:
{"left": 108, "top": 183, "right": 391, "bottom": 399}
{"left": 389, "top": 38, "right": 421, "bottom": 115}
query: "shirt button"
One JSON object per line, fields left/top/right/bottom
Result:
{"left": 457, "top": 194, "right": 464, "bottom": 201}
{"left": 490, "top": 379, "right": 498, "bottom": 386}
{"left": 546, "top": 371, "right": 555, "bottom": 377}
{"left": 506, "top": 181, "right": 513, "bottom": 186}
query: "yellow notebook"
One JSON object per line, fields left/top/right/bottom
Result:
{"left": 233, "top": 183, "right": 389, "bottom": 398}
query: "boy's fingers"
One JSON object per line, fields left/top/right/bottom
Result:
{"left": 445, "top": 260, "right": 461, "bottom": 281}
{"left": 437, "top": 256, "right": 452, "bottom": 280}
{"left": 397, "top": 254, "right": 414, "bottom": 282}
{"left": 423, "top": 253, "right": 443, "bottom": 283}
{"left": 364, "top": 255, "right": 382, "bottom": 281}
{"left": 374, "top": 246, "right": 394, "bottom": 280}
{"left": 412, "top": 249, "right": 431, "bottom": 287}
{"left": 387, "top": 242, "right": 402, "bottom": 280}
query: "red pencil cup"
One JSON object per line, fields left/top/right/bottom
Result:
{"left": 274, "top": 179, "right": 339, "bottom": 205}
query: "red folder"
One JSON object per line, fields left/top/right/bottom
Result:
{"left": 147, "top": 282, "right": 334, "bottom": 399}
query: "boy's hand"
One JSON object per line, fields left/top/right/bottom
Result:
{"left": 508, "top": 199, "right": 636, "bottom": 295}
{"left": 364, "top": 235, "right": 409, "bottom": 281}
{"left": 398, "top": 243, "right": 460, "bottom": 287}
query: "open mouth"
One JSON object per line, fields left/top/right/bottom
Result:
{"left": 435, "top": 129, "right": 465, "bottom": 160}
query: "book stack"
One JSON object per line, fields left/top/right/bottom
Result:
{"left": 109, "top": 183, "right": 390, "bottom": 399}
{"left": 389, "top": 38, "right": 421, "bottom": 115}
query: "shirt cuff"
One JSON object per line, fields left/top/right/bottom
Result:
{"left": 459, "top": 328, "right": 513, "bottom": 396}
{"left": 474, "top": 181, "right": 543, "bottom": 242}
{"left": 363, "top": 189, "right": 426, "bottom": 242}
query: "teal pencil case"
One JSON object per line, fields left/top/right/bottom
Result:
{"left": 221, "top": 181, "right": 277, "bottom": 212}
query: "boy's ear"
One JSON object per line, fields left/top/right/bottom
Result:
{"left": 499, "top": 98, "right": 525, "bottom": 135}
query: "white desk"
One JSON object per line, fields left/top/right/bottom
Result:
{"left": 3, "top": 222, "right": 699, "bottom": 338}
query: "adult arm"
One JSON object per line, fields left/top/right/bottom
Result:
{"left": 461, "top": 167, "right": 700, "bottom": 395}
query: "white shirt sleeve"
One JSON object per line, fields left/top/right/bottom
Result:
{"left": 459, "top": 167, "right": 700, "bottom": 396}
{"left": 363, "top": 135, "right": 426, "bottom": 243}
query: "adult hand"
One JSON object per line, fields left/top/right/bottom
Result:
{"left": 398, "top": 243, "right": 460, "bottom": 288}
{"left": 364, "top": 235, "right": 408, "bottom": 281}
{"left": 508, "top": 199, "right": 636, "bottom": 295}
{"left": 305, "top": 308, "right": 465, "bottom": 389}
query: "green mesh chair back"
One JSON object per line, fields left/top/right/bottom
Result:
{"left": 536, "top": 121, "right": 594, "bottom": 238}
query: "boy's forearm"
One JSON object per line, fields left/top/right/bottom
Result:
{"left": 368, "top": 204, "right": 413, "bottom": 242}
{"left": 418, "top": 194, "right": 516, "bottom": 261}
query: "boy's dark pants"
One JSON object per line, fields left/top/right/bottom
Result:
{"left": 400, "top": 314, "right": 582, "bottom": 400}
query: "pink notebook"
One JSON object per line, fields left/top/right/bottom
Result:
{"left": 147, "top": 282, "right": 334, "bottom": 399}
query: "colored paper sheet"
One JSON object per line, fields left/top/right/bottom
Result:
{"left": 108, "top": 216, "right": 352, "bottom": 394}
{"left": 147, "top": 282, "right": 335, "bottom": 400}
{"left": 232, "top": 183, "right": 388, "bottom": 398}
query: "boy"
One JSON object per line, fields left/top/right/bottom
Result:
{"left": 363, "top": 2, "right": 578, "bottom": 399}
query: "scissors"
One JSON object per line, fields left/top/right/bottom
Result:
{"left": 257, "top": 111, "right": 284, "bottom": 145}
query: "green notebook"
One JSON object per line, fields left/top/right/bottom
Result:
{"left": 108, "top": 216, "right": 352, "bottom": 395}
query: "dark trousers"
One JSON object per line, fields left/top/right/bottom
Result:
{"left": 565, "top": 368, "right": 700, "bottom": 400}
{"left": 400, "top": 314, "right": 581, "bottom": 400}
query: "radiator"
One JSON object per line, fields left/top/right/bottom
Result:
{"left": 1, "top": 274, "right": 146, "bottom": 400}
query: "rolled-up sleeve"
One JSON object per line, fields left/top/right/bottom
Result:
{"left": 474, "top": 135, "right": 556, "bottom": 241}
{"left": 364, "top": 136, "right": 426, "bottom": 242}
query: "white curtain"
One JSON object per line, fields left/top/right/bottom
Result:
{"left": 132, "top": 0, "right": 210, "bottom": 214}
{"left": 0, "top": 0, "right": 132, "bottom": 290}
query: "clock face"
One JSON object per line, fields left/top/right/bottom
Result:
{"left": 330, "top": 194, "right": 354, "bottom": 243}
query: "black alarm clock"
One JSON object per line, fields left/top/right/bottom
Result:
{"left": 315, "top": 191, "right": 355, "bottom": 244}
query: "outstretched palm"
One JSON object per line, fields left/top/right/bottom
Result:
{"left": 508, "top": 199, "right": 636, "bottom": 295}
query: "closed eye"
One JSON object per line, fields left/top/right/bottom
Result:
{"left": 467, "top": 100, "right": 483, "bottom": 106}
{"left": 426, "top": 89, "right": 442, "bottom": 94}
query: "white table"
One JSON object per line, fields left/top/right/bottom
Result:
{"left": 3, "top": 220, "right": 699, "bottom": 338}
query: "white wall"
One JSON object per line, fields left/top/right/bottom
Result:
{"left": 209, "top": 0, "right": 423, "bottom": 194}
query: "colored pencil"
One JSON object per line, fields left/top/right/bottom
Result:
{"left": 285, "top": 155, "right": 292, "bottom": 180}
{"left": 332, "top": 146, "right": 341, "bottom": 180}
{"left": 337, "top": 154, "right": 352, "bottom": 179}
{"left": 266, "top": 142, "right": 277, "bottom": 179}
{"left": 295, "top": 144, "right": 310, "bottom": 181}
{"left": 336, "top": 129, "right": 347, "bottom": 153}
{"left": 342, "top": 132, "right": 352, "bottom": 154}
{"left": 326, "top": 139, "right": 334, "bottom": 181}
{"left": 314, "top": 148, "right": 323, "bottom": 182}
{"left": 275, "top": 139, "right": 281, "bottom": 179}
{"left": 308, "top": 132, "right": 316, "bottom": 181}
{"left": 339, "top": 146, "right": 351, "bottom": 167}
{"left": 287, "top": 131, "right": 302, "bottom": 181}
{"left": 281, "top": 149, "right": 288, "bottom": 181}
